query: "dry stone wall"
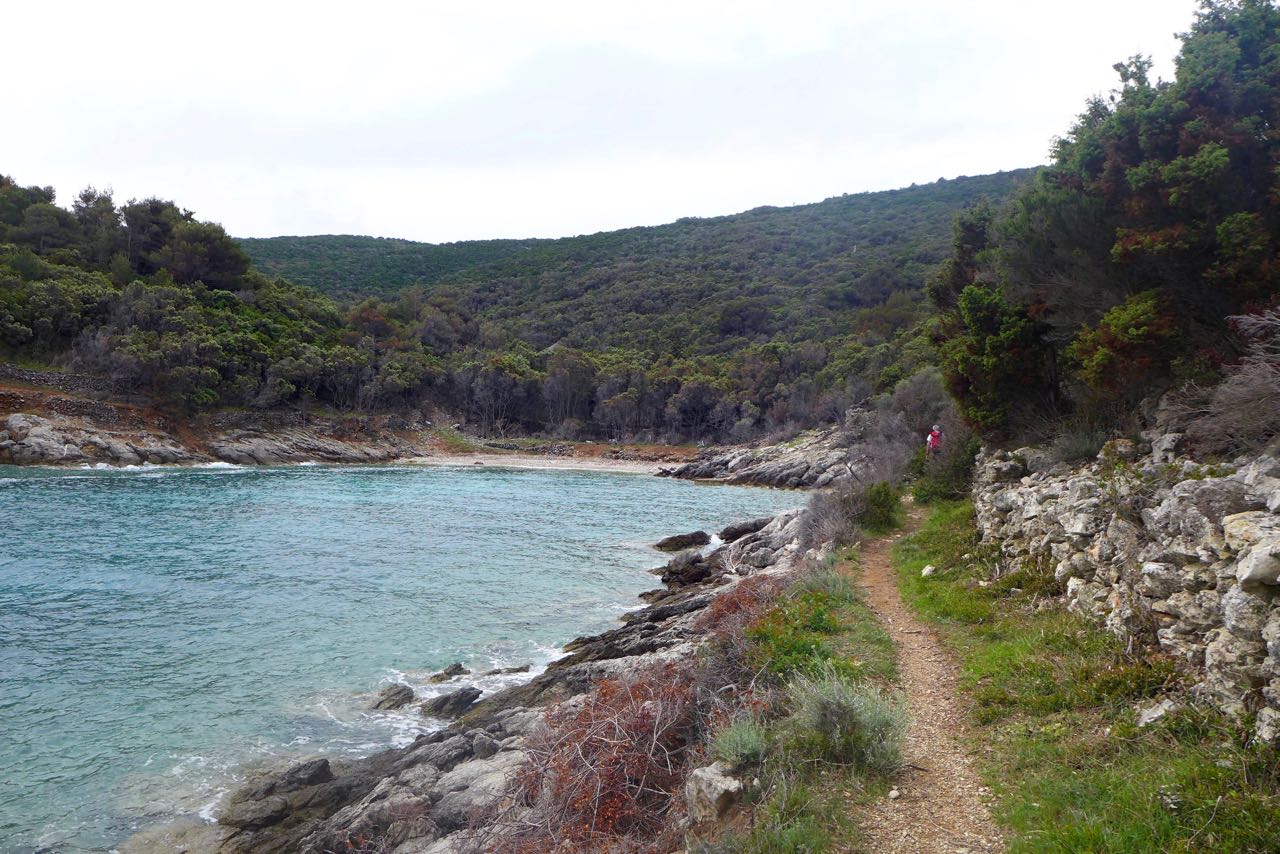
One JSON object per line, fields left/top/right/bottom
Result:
{"left": 971, "top": 439, "right": 1280, "bottom": 742}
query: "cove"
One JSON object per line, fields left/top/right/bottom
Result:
{"left": 0, "top": 463, "right": 799, "bottom": 851}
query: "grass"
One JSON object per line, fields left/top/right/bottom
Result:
{"left": 695, "top": 553, "right": 902, "bottom": 853}
{"left": 427, "top": 424, "right": 484, "bottom": 454}
{"left": 894, "top": 501, "right": 1280, "bottom": 853}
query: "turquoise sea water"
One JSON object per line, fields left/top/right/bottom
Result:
{"left": 0, "top": 463, "right": 799, "bottom": 852}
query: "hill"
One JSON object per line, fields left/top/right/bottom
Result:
{"left": 240, "top": 170, "right": 1037, "bottom": 355}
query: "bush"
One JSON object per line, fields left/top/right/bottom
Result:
{"left": 1051, "top": 427, "right": 1109, "bottom": 462}
{"left": 801, "top": 482, "right": 868, "bottom": 548}
{"left": 913, "top": 433, "right": 980, "bottom": 503}
{"left": 785, "top": 666, "right": 905, "bottom": 776}
{"left": 1183, "top": 309, "right": 1280, "bottom": 454}
{"left": 863, "top": 482, "right": 901, "bottom": 533}
{"left": 711, "top": 718, "right": 769, "bottom": 770}
{"left": 490, "top": 662, "right": 696, "bottom": 852}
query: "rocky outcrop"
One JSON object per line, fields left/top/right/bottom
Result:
{"left": 972, "top": 441, "right": 1280, "bottom": 741}
{"left": 373, "top": 684, "right": 417, "bottom": 711}
{"left": 661, "top": 428, "right": 858, "bottom": 488}
{"left": 207, "top": 428, "right": 425, "bottom": 465}
{"left": 421, "top": 687, "right": 482, "bottom": 718}
{"left": 0, "top": 412, "right": 196, "bottom": 466}
{"left": 654, "top": 530, "right": 711, "bottom": 551}
{"left": 125, "top": 510, "right": 807, "bottom": 854}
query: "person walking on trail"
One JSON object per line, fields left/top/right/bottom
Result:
{"left": 926, "top": 424, "right": 942, "bottom": 457}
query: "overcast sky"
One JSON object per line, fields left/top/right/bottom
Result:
{"left": 6, "top": 1, "right": 1201, "bottom": 243}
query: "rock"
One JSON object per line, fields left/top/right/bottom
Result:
{"left": 989, "top": 460, "right": 1026, "bottom": 482}
{"left": 1223, "top": 512, "right": 1280, "bottom": 586}
{"left": 374, "top": 684, "right": 417, "bottom": 710}
{"left": 685, "top": 762, "right": 743, "bottom": 823}
{"left": 220, "top": 793, "right": 289, "bottom": 830}
{"left": 422, "top": 687, "right": 482, "bottom": 718}
{"left": 655, "top": 531, "right": 711, "bottom": 551}
{"left": 429, "top": 663, "right": 471, "bottom": 683}
{"left": 481, "top": 664, "right": 530, "bottom": 676}
{"left": 888, "top": 788, "right": 901, "bottom": 800}
{"left": 1136, "top": 698, "right": 1182, "bottom": 727}
{"left": 659, "top": 551, "right": 722, "bottom": 586}
{"left": 719, "top": 517, "right": 773, "bottom": 543}
{"left": 279, "top": 757, "right": 335, "bottom": 790}
{"left": 1221, "top": 586, "right": 1269, "bottom": 638}
{"left": 429, "top": 750, "right": 527, "bottom": 831}
{"left": 470, "top": 733, "right": 498, "bottom": 759}
{"left": 921, "top": 564, "right": 937, "bottom": 577}
{"left": 1257, "top": 707, "right": 1280, "bottom": 744}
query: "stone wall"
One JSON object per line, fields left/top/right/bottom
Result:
{"left": 972, "top": 440, "right": 1280, "bottom": 742}
{"left": 0, "top": 362, "right": 140, "bottom": 399}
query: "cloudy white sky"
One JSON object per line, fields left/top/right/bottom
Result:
{"left": 7, "top": 1, "right": 1200, "bottom": 243}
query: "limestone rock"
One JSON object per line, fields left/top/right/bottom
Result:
{"left": 685, "top": 762, "right": 743, "bottom": 824}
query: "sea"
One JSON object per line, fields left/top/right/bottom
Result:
{"left": 0, "top": 462, "right": 799, "bottom": 851}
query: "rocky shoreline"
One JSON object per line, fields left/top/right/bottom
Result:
{"left": 121, "top": 510, "right": 808, "bottom": 854}
{"left": 0, "top": 390, "right": 682, "bottom": 473}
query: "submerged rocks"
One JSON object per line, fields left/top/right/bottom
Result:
{"left": 655, "top": 530, "right": 711, "bottom": 551}
{"left": 428, "top": 663, "right": 470, "bottom": 683}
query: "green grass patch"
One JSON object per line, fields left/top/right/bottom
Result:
{"left": 746, "top": 564, "right": 896, "bottom": 683}
{"left": 428, "top": 425, "right": 484, "bottom": 454}
{"left": 696, "top": 558, "right": 901, "bottom": 852}
{"left": 894, "top": 501, "right": 1280, "bottom": 853}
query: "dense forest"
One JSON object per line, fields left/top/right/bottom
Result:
{"left": 936, "top": 0, "right": 1280, "bottom": 451}
{"left": 0, "top": 171, "right": 1028, "bottom": 440}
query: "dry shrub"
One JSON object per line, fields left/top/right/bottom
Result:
{"left": 487, "top": 663, "right": 698, "bottom": 853}
{"left": 695, "top": 573, "right": 786, "bottom": 637}
{"left": 800, "top": 481, "right": 869, "bottom": 549}
{"left": 1183, "top": 309, "right": 1280, "bottom": 454}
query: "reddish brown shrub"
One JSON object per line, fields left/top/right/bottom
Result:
{"left": 486, "top": 663, "right": 698, "bottom": 853}
{"left": 695, "top": 573, "right": 785, "bottom": 636}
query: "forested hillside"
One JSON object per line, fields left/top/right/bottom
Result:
{"left": 936, "top": 0, "right": 1280, "bottom": 451}
{"left": 241, "top": 172, "right": 1034, "bottom": 355}
{"left": 0, "top": 170, "right": 1029, "bottom": 441}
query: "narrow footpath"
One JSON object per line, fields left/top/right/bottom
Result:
{"left": 851, "top": 506, "right": 1005, "bottom": 853}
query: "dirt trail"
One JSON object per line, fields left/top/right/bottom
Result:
{"left": 851, "top": 506, "right": 1005, "bottom": 853}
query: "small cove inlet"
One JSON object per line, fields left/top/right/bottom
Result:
{"left": 0, "top": 463, "right": 799, "bottom": 851}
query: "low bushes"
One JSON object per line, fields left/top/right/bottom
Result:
{"left": 784, "top": 666, "right": 905, "bottom": 775}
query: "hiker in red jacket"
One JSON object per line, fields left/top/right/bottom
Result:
{"left": 926, "top": 425, "right": 942, "bottom": 457}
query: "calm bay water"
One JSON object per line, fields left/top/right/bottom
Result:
{"left": 0, "top": 463, "right": 799, "bottom": 852}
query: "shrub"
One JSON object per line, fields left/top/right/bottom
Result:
{"left": 1183, "top": 308, "right": 1280, "bottom": 454}
{"left": 1051, "top": 427, "right": 1108, "bottom": 462}
{"left": 490, "top": 662, "right": 696, "bottom": 852}
{"left": 913, "top": 432, "right": 980, "bottom": 503}
{"left": 785, "top": 666, "right": 906, "bottom": 776}
{"left": 863, "top": 482, "right": 901, "bottom": 533}
{"left": 800, "top": 481, "right": 868, "bottom": 548}
{"left": 711, "top": 718, "right": 769, "bottom": 770}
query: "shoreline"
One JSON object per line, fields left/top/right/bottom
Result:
{"left": 119, "top": 507, "right": 809, "bottom": 853}
{"left": 398, "top": 452, "right": 663, "bottom": 476}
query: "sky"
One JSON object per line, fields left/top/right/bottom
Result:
{"left": 5, "top": 0, "right": 1202, "bottom": 243}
